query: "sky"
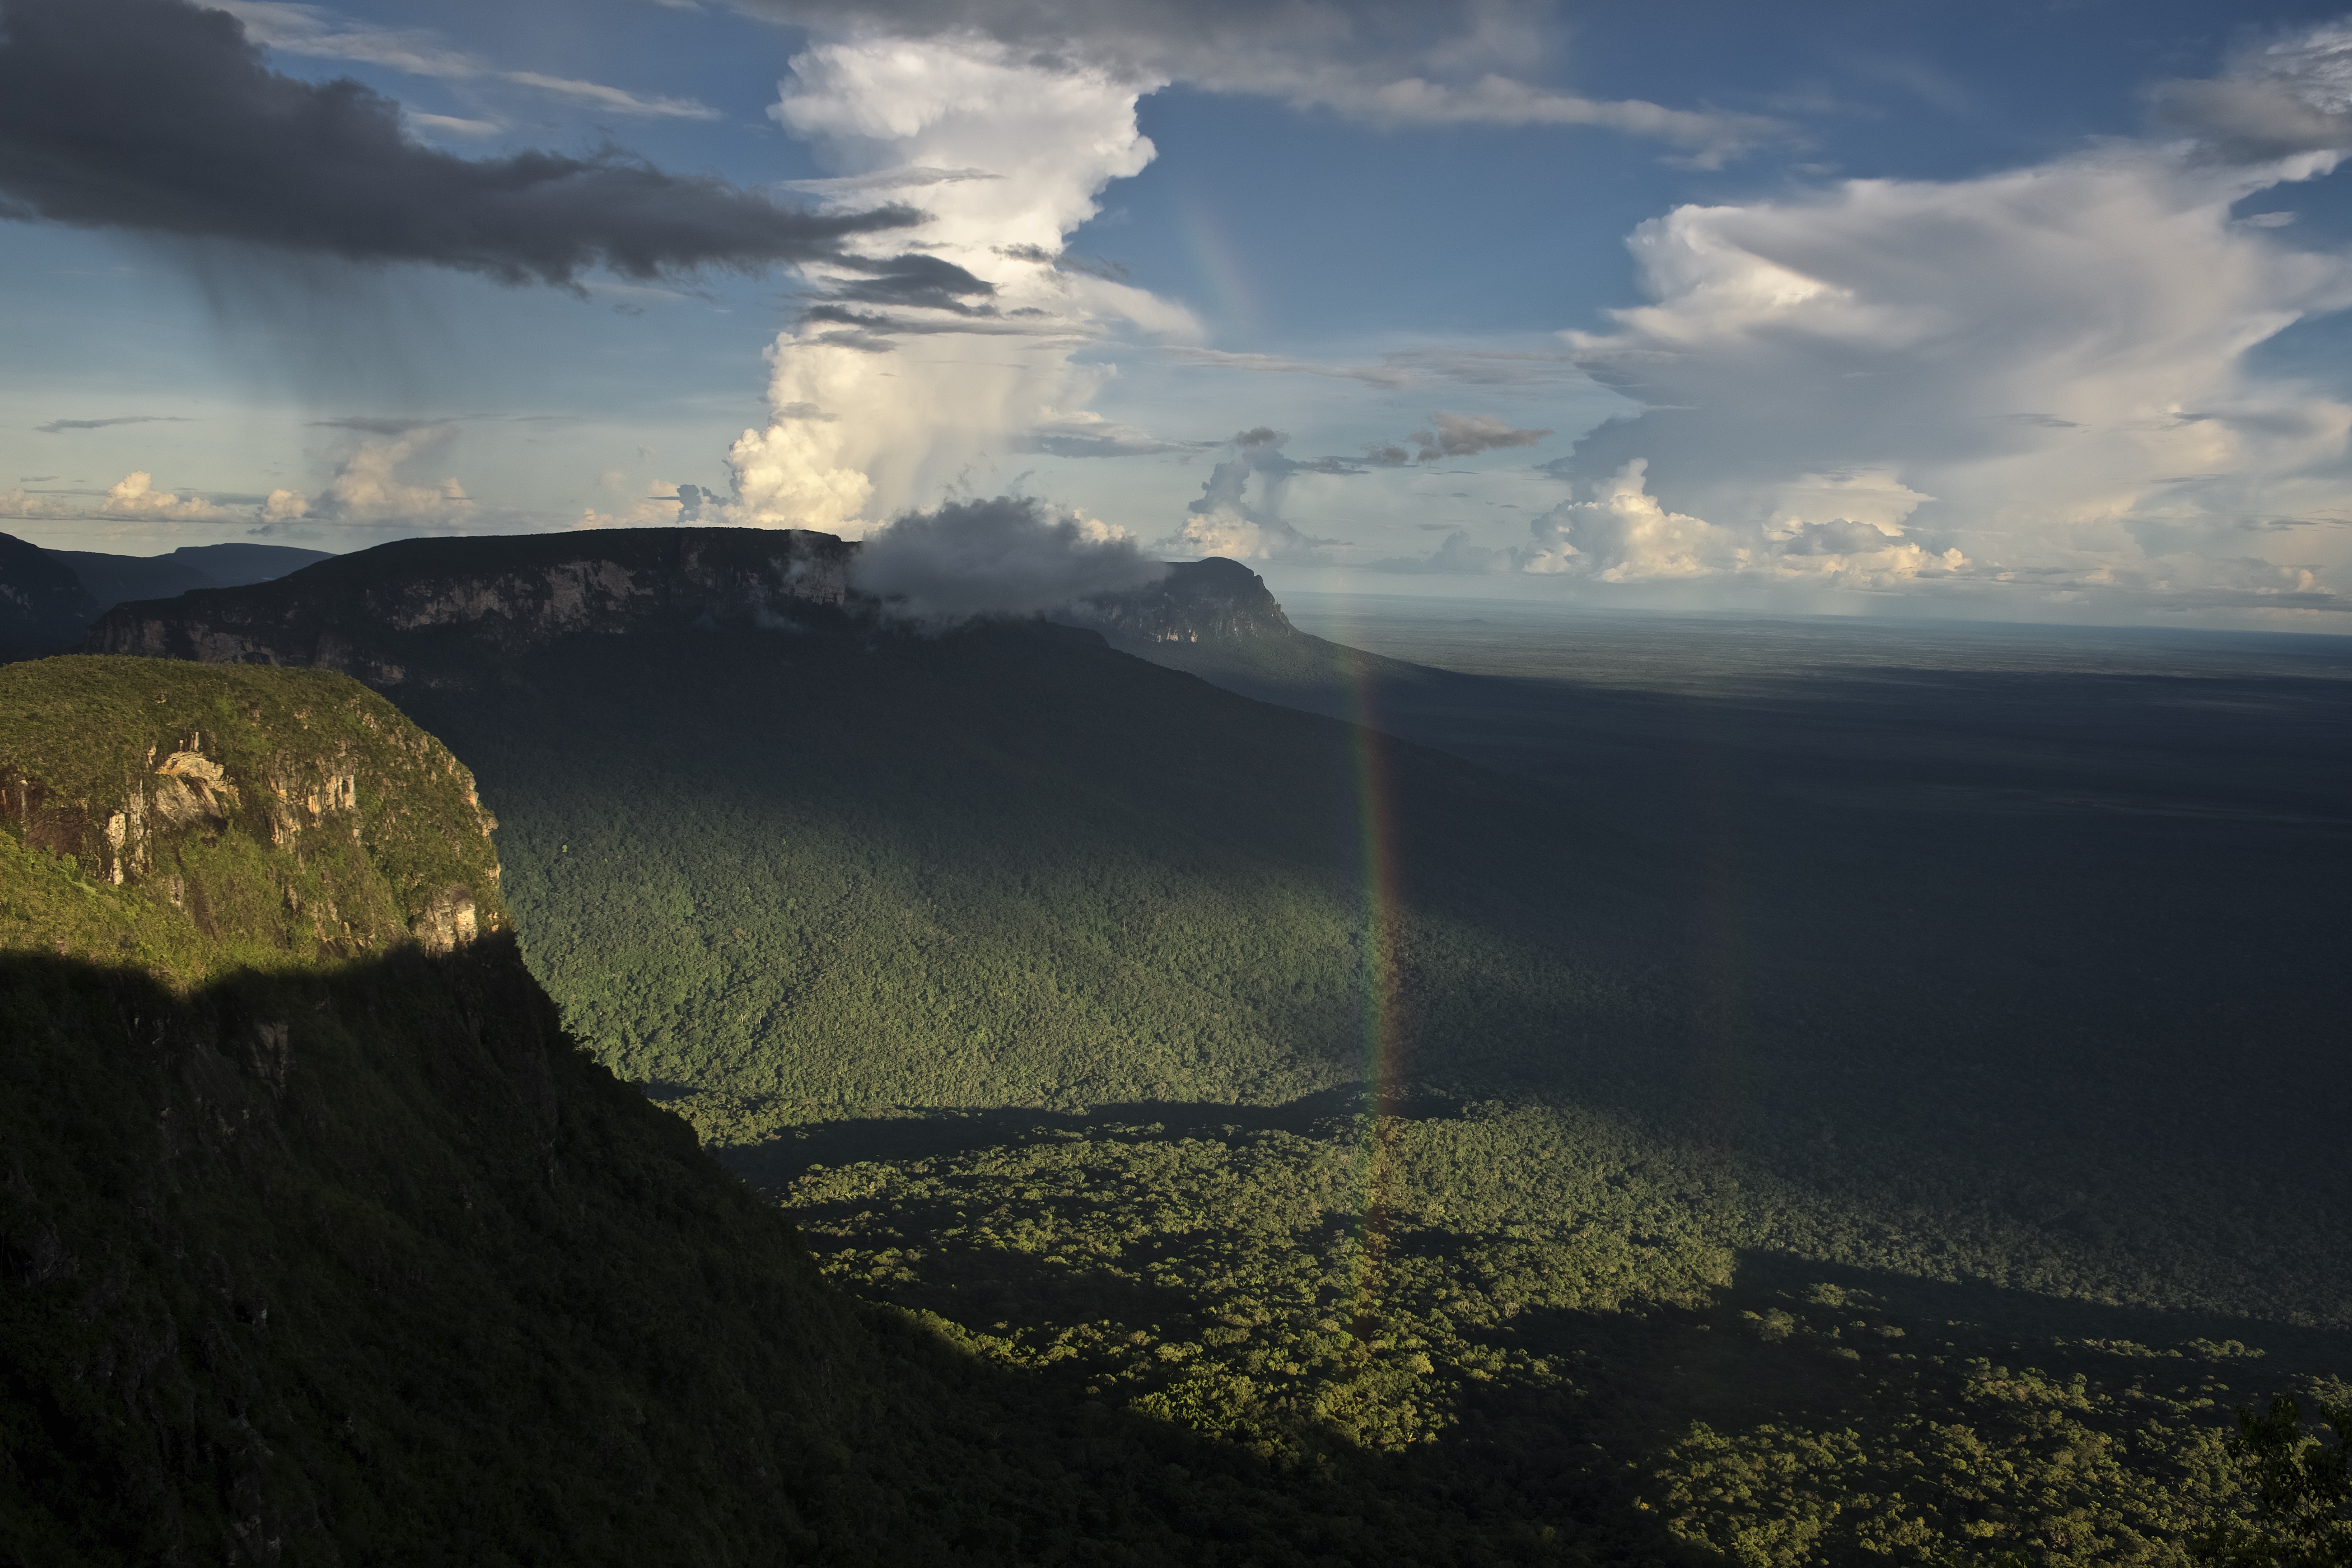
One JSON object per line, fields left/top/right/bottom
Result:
{"left": 6, "top": 0, "right": 2352, "bottom": 628}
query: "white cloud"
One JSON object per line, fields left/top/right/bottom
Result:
{"left": 1154, "top": 427, "right": 1340, "bottom": 562}
{"left": 271, "top": 423, "right": 477, "bottom": 530}
{"left": 1518, "top": 459, "right": 1738, "bottom": 580}
{"left": 1223, "top": 65, "right": 1778, "bottom": 168}
{"left": 726, "top": 33, "right": 1195, "bottom": 535}
{"left": 734, "top": 1, "right": 1784, "bottom": 165}
{"left": 0, "top": 471, "right": 242, "bottom": 523}
{"left": 1387, "top": 28, "right": 2352, "bottom": 616}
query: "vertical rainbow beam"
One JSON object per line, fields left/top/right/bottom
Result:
{"left": 1338, "top": 633, "right": 1404, "bottom": 1333}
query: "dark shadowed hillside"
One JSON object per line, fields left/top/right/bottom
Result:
{"left": 67, "top": 529, "right": 2352, "bottom": 1563}
{"left": 9, "top": 656, "right": 1769, "bottom": 1566}
{"left": 0, "top": 537, "right": 328, "bottom": 661}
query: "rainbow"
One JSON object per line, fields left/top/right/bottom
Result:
{"left": 1337, "top": 630, "right": 1406, "bottom": 1332}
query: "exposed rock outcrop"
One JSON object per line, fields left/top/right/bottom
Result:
{"left": 88, "top": 526, "right": 856, "bottom": 688}
{"left": 1056, "top": 556, "right": 1296, "bottom": 647}
{"left": 0, "top": 657, "right": 504, "bottom": 970}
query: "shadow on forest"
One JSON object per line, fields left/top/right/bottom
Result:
{"left": 712, "top": 1084, "right": 1460, "bottom": 1193}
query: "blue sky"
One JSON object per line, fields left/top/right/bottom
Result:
{"left": 5, "top": 0, "right": 2352, "bottom": 626}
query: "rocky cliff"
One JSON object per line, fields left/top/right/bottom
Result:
{"left": 88, "top": 526, "right": 855, "bottom": 687}
{"left": 0, "top": 657, "right": 503, "bottom": 984}
{"left": 1056, "top": 556, "right": 1297, "bottom": 647}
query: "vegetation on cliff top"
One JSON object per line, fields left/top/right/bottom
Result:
{"left": 0, "top": 657, "right": 503, "bottom": 988}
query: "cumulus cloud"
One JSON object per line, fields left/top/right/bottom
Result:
{"left": 1409, "top": 410, "right": 1553, "bottom": 461}
{"left": 1154, "top": 427, "right": 1345, "bottom": 562}
{"left": 733, "top": 0, "right": 1783, "bottom": 166}
{"left": 1418, "top": 27, "right": 2352, "bottom": 614}
{"left": 717, "top": 2, "right": 1771, "bottom": 540}
{"left": 262, "top": 421, "right": 477, "bottom": 531}
{"left": 1516, "top": 460, "right": 1739, "bottom": 580}
{"left": 726, "top": 31, "right": 1193, "bottom": 534}
{"left": 0, "top": 472, "right": 244, "bottom": 523}
{"left": 849, "top": 493, "right": 1166, "bottom": 620}
{"left": 0, "top": 0, "right": 912, "bottom": 287}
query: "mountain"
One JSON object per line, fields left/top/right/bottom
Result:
{"left": 1061, "top": 555, "right": 1438, "bottom": 705}
{"left": 60, "top": 525, "right": 2352, "bottom": 1561}
{"left": 0, "top": 532, "right": 99, "bottom": 661}
{"left": 89, "top": 527, "right": 853, "bottom": 685}
{"left": 47, "top": 542, "right": 333, "bottom": 615}
{"left": 0, "top": 536, "right": 330, "bottom": 661}
{"left": 7, "top": 655, "right": 1627, "bottom": 1566}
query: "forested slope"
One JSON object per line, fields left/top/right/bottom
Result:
{"left": 10, "top": 657, "right": 1674, "bottom": 1566}
{"left": 71, "top": 529, "right": 2352, "bottom": 1563}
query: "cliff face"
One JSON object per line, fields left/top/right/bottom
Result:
{"left": 1057, "top": 556, "right": 1296, "bottom": 647}
{"left": 0, "top": 656, "right": 913, "bottom": 1566}
{"left": 87, "top": 526, "right": 856, "bottom": 688}
{"left": 0, "top": 658, "right": 504, "bottom": 982}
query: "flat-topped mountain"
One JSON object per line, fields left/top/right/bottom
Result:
{"left": 47, "top": 541, "right": 332, "bottom": 615}
{"left": 88, "top": 527, "right": 857, "bottom": 685}
{"left": 0, "top": 534, "right": 328, "bottom": 660}
{"left": 1059, "top": 554, "right": 1297, "bottom": 646}
{"left": 81, "top": 525, "right": 1422, "bottom": 717}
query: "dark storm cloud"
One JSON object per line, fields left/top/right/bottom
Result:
{"left": 829, "top": 252, "right": 997, "bottom": 310}
{"left": 309, "top": 415, "right": 442, "bottom": 435}
{"left": 801, "top": 305, "right": 1049, "bottom": 339}
{"left": 34, "top": 414, "right": 192, "bottom": 434}
{"left": 850, "top": 494, "right": 1166, "bottom": 621}
{"left": 0, "top": 0, "right": 916, "bottom": 287}
{"left": 1410, "top": 411, "right": 1553, "bottom": 462}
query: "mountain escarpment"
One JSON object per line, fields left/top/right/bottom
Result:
{"left": 1, "top": 655, "right": 1504, "bottom": 1567}
{"left": 0, "top": 658, "right": 891, "bottom": 1563}
{"left": 2, "top": 658, "right": 503, "bottom": 985}
{"left": 80, "top": 525, "right": 1384, "bottom": 709}
{"left": 87, "top": 527, "right": 855, "bottom": 687}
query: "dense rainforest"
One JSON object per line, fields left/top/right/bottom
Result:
{"left": 6, "top": 529, "right": 2348, "bottom": 1562}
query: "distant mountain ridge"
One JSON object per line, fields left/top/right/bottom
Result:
{"left": 91, "top": 527, "right": 856, "bottom": 685}
{"left": 0, "top": 532, "right": 98, "bottom": 658}
{"left": 48, "top": 541, "right": 332, "bottom": 613}
{"left": 80, "top": 526, "right": 1374, "bottom": 700}
{"left": 0, "top": 533, "right": 328, "bottom": 659}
